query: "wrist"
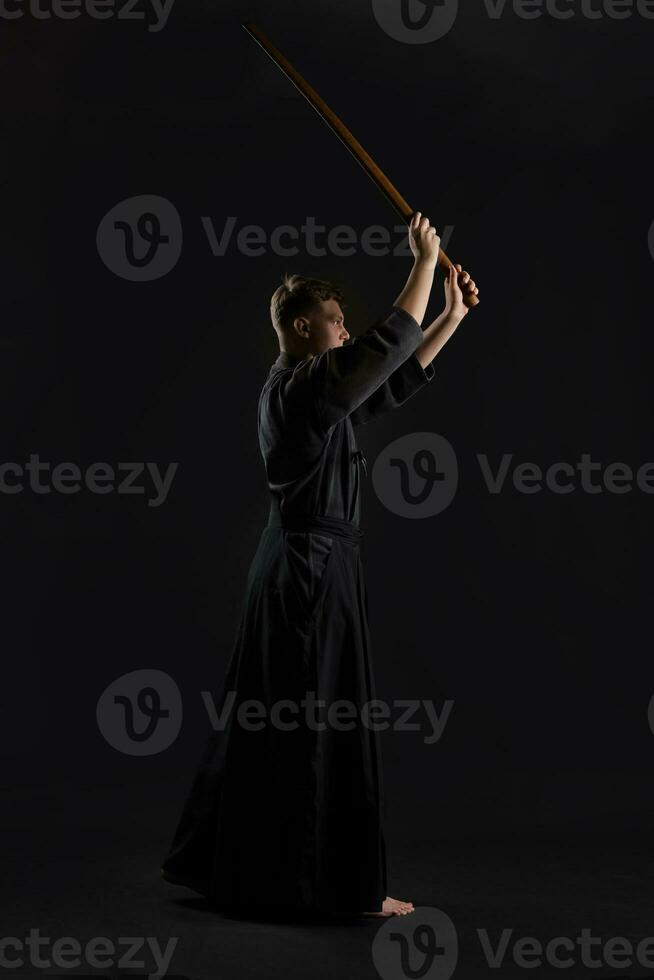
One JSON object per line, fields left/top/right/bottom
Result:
{"left": 442, "top": 306, "right": 466, "bottom": 325}
{"left": 413, "top": 256, "right": 438, "bottom": 272}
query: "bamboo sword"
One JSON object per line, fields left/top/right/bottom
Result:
{"left": 242, "top": 21, "right": 479, "bottom": 309}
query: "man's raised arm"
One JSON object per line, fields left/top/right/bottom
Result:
{"left": 296, "top": 215, "right": 441, "bottom": 431}
{"left": 393, "top": 212, "right": 440, "bottom": 324}
{"left": 348, "top": 261, "right": 479, "bottom": 427}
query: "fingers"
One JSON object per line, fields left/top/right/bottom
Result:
{"left": 447, "top": 264, "right": 460, "bottom": 286}
{"left": 456, "top": 267, "right": 479, "bottom": 293}
{"left": 448, "top": 264, "right": 480, "bottom": 301}
{"left": 410, "top": 213, "right": 441, "bottom": 268}
{"left": 411, "top": 212, "right": 438, "bottom": 238}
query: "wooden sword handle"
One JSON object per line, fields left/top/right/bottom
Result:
{"left": 242, "top": 22, "right": 479, "bottom": 309}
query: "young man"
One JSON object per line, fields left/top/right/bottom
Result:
{"left": 161, "top": 213, "right": 478, "bottom": 918}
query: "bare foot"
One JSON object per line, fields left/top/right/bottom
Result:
{"left": 363, "top": 896, "right": 415, "bottom": 917}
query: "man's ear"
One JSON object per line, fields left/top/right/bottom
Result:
{"left": 293, "top": 316, "right": 310, "bottom": 338}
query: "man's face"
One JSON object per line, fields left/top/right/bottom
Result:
{"left": 299, "top": 299, "right": 350, "bottom": 354}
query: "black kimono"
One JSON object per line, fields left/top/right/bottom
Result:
{"left": 161, "top": 306, "right": 435, "bottom": 915}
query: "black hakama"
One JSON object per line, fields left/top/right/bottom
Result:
{"left": 162, "top": 306, "right": 435, "bottom": 914}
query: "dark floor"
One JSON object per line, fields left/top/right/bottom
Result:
{"left": 5, "top": 792, "right": 654, "bottom": 980}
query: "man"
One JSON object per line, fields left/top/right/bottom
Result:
{"left": 161, "top": 213, "right": 478, "bottom": 918}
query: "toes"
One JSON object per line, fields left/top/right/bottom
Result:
{"left": 384, "top": 896, "right": 415, "bottom": 915}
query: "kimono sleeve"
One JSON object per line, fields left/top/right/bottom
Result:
{"left": 348, "top": 353, "right": 435, "bottom": 427}
{"left": 303, "top": 306, "right": 425, "bottom": 433}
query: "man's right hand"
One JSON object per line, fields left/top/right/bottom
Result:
{"left": 409, "top": 212, "right": 441, "bottom": 269}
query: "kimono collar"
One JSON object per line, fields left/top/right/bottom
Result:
{"left": 274, "top": 350, "right": 303, "bottom": 370}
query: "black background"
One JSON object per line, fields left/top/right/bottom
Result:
{"left": 3, "top": 0, "right": 654, "bottom": 977}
